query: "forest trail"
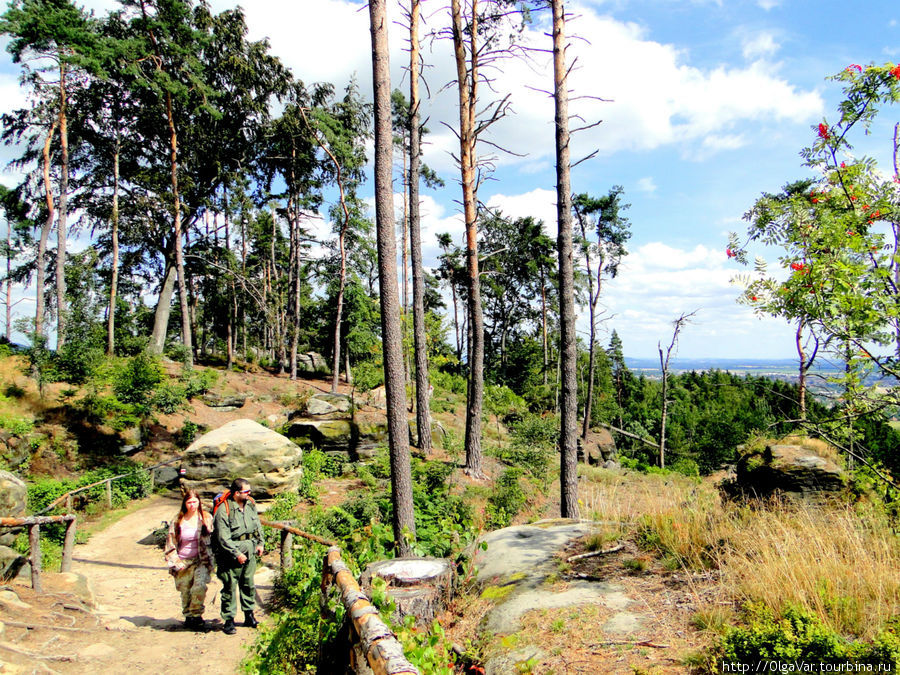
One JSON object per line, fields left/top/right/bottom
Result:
{"left": 1, "top": 494, "right": 274, "bottom": 674}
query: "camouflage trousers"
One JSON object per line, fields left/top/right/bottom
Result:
{"left": 172, "top": 560, "right": 211, "bottom": 619}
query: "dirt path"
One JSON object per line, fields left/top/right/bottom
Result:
{"left": 1, "top": 494, "right": 275, "bottom": 674}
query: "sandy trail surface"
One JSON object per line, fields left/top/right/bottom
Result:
{"left": 1, "top": 494, "right": 275, "bottom": 674}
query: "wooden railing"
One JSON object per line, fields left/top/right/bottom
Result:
{"left": 0, "top": 514, "right": 77, "bottom": 593}
{"left": 261, "top": 519, "right": 420, "bottom": 675}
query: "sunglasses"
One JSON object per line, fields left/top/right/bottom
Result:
{"left": 238, "top": 489, "right": 251, "bottom": 494}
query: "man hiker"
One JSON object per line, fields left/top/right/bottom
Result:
{"left": 213, "top": 478, "right": 264, "bottom": 635}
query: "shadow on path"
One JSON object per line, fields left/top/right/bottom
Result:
{"left": 73, "top": 556, "right": 165, "bottom": 571}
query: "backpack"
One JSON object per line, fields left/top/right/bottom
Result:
{"left": 212, "top": 490, "right": 232, "bottom": 517}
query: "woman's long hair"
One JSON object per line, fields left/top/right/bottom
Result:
{"left": 174, "top": 489, "right": 210, "bottom": 548}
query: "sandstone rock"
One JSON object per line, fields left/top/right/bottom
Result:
{"left": 297, "top": 351, "right": 327, "bottom": 372}
{"left": 362, "top": 385, "right": 387, "bottom": 410}
{"left": 735, "top": 444, "right": 847, "bottom": 496}
{"left": 306, "top": 392, "right": 352, "bottom": 416}
{"left": 0, "top": 545, "right": 28, "bottom": 582}
{"left": 201, "top": 392, "right": 249, "bottom": 411}
{"left": 285, "top": 416, "right": 388, "bottom": 460}
{"left": 43, "top": 572, "right": 96, "bottom": 608}
{"left": 0, "top": 471, "right": 26, "bottom": 547}
{"left": 0, "top": 589, "right": 30, "bottom": 611}
{"left": 183, "top": 419, "right": 303, "bottom": 498}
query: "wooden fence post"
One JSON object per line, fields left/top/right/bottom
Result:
{"left": 105, "top": 479, "right": 113, "bottom": 508}
{"left": 280, "top": 529, "right": 293, "bottom": 571}
{"left": 66, "top": 494, "right": 73, "bottom": 511}
{"left": 28, "top": 524, "right": 42, "bottom": 593}
{"left": 61, "top": 517, "right": 77, "bottom": 572}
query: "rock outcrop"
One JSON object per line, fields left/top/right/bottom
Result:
{"left": 0, "top": 470, "right": 26, "bottom": 546}
{"left": 285, "top": 413, "right": 388, "bottom": 460}
{"left": 305, "top": 392, "right": 352, "bottom": 416}
{"left": 182, "top": 419, "right": 303, "bottom": 498}
{"left": 735, "top": 444, "right": 847, "bottom": 496}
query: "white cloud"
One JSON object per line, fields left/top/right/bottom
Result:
{"left": 485, "top": 188, "right": 558, "bottom": 234}
{"left": 635, "top": 177, "right": 657, "bottom": 194}
{"left": 756, "top": 0, "right": 781, "bottom": 11}
{"left": 741, "top": 32, "right": 780, "bottom": 60}
{"left": 598, "top": 241, "right": 795, "bottom": 358}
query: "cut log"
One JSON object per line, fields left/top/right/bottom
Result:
{"left": 359, "top": 557, "right": 454, "bottom": 628}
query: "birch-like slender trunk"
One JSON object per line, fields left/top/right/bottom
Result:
{"left": 36, "top": 121, "right": 57, "bottom": 341}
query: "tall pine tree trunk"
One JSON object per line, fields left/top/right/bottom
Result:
{"left": 165, "top": 91, "right": 193, "bottom": 367}
{"left": 552, "top": 0, "right": 579, "bottom": 519}
{"left": 451, "top": 0, "right": 485, "bottom": 479}
{"left": 369, "top": 0, "right": 415, "bottom": 555}
{"left": 55, "top": 61, "right": 69, "bottom": 349}
{"left": 36, "top": 120, "right": 57, "bottom": 341}
{"left": 409, "top": 0, "right": 431, "bottom": 453}
{"left": 107, "top": 134, "right": 120, "bottom": 355}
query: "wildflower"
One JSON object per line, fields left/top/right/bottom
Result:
{"left": 726, "top": 248, "right": 736, "bottom": 258}
{"left": 851, "top": 195, "right": 858, "bottom": 201}
{"left": 818, "top": 123, "right": 830, "bottom": 139}
{"left": 812, "top": 198, "right": 819, "bottom": 203}
{"left": 751, "top": 295, "right": 758, "bottom": 301}
{"left": 874, "top": 210, "right": 881, "bottom": 217}
{"left": 840, "top": 162, "right": 846, "bottom": 169}
{"left": 892, "top": 64, "right": 900, "bottom": 80}
{"left": 847, "top": 64, "right": 862, "bottom": 73}
{"left": 862, "top": 204, "right": 870, "bottom": 210}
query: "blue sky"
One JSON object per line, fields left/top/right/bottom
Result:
{"left": 2, "top": 0, "right": 899, "bottom": 360}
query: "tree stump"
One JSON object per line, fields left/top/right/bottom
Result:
{"left": 360, "top": 557, "right": 455, "bottom": 628}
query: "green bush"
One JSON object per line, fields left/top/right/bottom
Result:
{"left": 176, "top": 420, "right": 201, "bottom": 447}
{"left": 714, "top": 603, "right": 900, "bottom": 668}
{"left": 181, "top": 366, "right": 219, "bottom": 399}
{"left": 671, "top": 458, "right": 700, "bottom": 477}
{"left": 485, "top": 467, "right": 527, "bottom": 529}
{"left": 432, "top": 369, "right": 466, "bottom": 395}
{"left": 3, "top": 382, "right": 25, "bottom": 399}
{"left": 0, "top": 413, "right": 34, "bottom": 436}
{"left": 114, "top": 353, "right": 164, "bottom": 408}
{"left": 150, "top": 381, "right": 187, "bottom": 414}
{"left": 352, "top": 360, "right": 383, "bottom": 392}
{"left": 262, "top": 492, "right": 300, "bottom": 551}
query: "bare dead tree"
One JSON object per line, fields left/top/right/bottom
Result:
{"left": 658, "top": 311, "right": 697, "bottom": 469}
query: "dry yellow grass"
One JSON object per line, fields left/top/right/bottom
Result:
{"left": 578, "top": 463, "right": 900, "bottom": 640}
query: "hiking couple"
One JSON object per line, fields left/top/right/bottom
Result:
{"left": 163, "top": 478, "right": 264, "bottom": 633}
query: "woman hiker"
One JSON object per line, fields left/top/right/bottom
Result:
{"left": 164, "top": 489, "right": 215, "bottom": 629}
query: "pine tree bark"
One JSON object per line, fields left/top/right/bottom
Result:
{"left": 149, "top": 259, "right": 177, "bottom": 354}
{"left": 451, "top": 0, "right": 485, "bottom": 479}
{"left": 552, "top": 0, "right": 579, "bottom": 519}
{"left": 107, "top": 134, "right": 120, "bottom": 355}
{"left": 409, "top": 0, "right": 431, "bottom": 453}
{"left": 36, "top": 120, "right": 57, "bottom": 341}
{"left": 55, "top": 60, "right": 69, "bottom": 349}
{"left": 369, "top": 0, "right": 416, "bottom": 555}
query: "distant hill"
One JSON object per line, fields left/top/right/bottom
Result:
{"left": 624, "top": 357, "right": 843, "bottom": 376}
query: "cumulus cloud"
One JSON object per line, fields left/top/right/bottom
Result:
{"left": 598, "top": 241, "right": 795, "bottom": 358}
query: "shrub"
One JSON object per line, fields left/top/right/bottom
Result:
{"left": 715, "top": 603, "right": 899, "bottom": 667}
{"left": 3, "top": 383, "right": 25, "bottom": 399}
{"left": 177, "top": 420, "right": 201, "bottom": 447}
{"left": 352, "top": 360, "right": 383, "bottom": 392}
{"left": 485, "top": 467, "right": 527, "bottom": 529}
{"left": 181, "top": 366, "right": 219, "bottom": 399}
{"left": 114, "top": 352, "right": 164, "bottom": 407}
{"left": 150, "top": 381, "right": 187, "bottom": 414}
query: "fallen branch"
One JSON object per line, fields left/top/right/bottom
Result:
{"left": 567, "top": 544, "right": 623, "bottom": 562}
{"left": 594, "top": 640, "right": 670, "bottom": 649}
{"left": 0, "top": 641, "right": 75, "bottom": 661}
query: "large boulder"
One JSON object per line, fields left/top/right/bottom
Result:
{"left": 0, "top": 471, "right": 26, "bottom": 546}
{"left": 285, "top": 415, "right": 388, "bottom": 461}
{"left": 297, "top": 352, "right": 327, "bottom": 372}
{"left": 0, "top": 545, "right": 28, "bottom": 582}
{"left": 182, "top": 419, "right": 303, "bottom": 498}
{"left": 305, "top": 392, "right": 352, "bottom": 416}
{"left": 735, "top": 444, "right": 847, "bottom": 497}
